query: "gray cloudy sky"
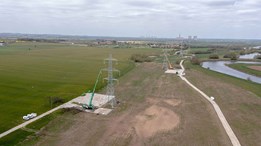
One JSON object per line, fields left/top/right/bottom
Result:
{"left": 0, "top": 0, "right": 260, "bottom": 39}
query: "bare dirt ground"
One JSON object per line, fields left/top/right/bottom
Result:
{"left": 134, "top": 100, "right": 180, "bottom": 138}
{"left": 186, "top": 65, "right": 261, "bottom": 146}
{"left": 27, "top": 62, "right": 231, "bottom": 146}
{"left": 248, "top": 65, "right": 261, "bottom": 71}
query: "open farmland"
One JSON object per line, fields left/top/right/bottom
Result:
{"left": 15, "top": 62, "right": 231, "bottom": 146}
{"left": 0, "top": 42, "right": 159, "bottom": 133}
{"left": 1, "top": 40, "right": 261, "bottom": 146}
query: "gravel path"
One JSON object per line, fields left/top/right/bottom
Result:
{"left": 179, "top": 60, "right": 241, "bottom": 146}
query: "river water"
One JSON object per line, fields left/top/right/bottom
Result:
{"left": 239, "top": 52, "right": 260, "bottom": 59}
{"left": 202, "top": 61, "right": 261, "bottom": 84}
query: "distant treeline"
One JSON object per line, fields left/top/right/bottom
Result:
{"left": 193, "top": 50, "right": 212, "bottom": 54}
{"left": 190, "top": 45, "right": 245, "bottom": 50}
{"left": 17, "top": 38, "right": 66, "bottom": 43}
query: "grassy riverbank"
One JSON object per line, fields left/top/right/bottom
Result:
{"left": 227, "top": 63, "right": 261, "bottom": 77}
{"left": 185, "top": 61, "right": 261, "bottom": 146}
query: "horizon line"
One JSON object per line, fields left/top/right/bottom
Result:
{"left": 0, "top": 32, "right": 261, "bottom": 40}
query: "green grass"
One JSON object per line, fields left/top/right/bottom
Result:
{"left": 26, "top": 110, "right": 63, "bottom": 130}
{"left": 189, "top": 47, "right": 211, "bottom": 58}
{"left": 227, "top": 63, "right": 261, "bottom": 77}
{"left": 189, "top": 47, "right": 235, "bottom": 60}
{"left": 189, "top": 47, "right": 209, "bottom": 52}
{"left": 0, "top": 109, "right": 76, "bottom": 146}
{"left": 0, "top": 42, "right": 160, "bottom": 134}
{"left": 184, "top": 60, "right": 261, "bottom": 146}
{"left": 0, "top": 129, "right": 33, "bottom": 146}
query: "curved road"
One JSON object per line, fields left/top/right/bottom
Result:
{"left": 179, "top": 60, "right": 241, "bottom": 146}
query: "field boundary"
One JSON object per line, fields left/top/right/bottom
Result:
{"left": 179, "top": 60, "right": 241, "bottom": 146}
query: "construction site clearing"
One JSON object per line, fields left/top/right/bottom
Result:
{"left": 165, "top": 69, "right": 184, "bottom": 75}
{"left": 62, "top": 93, "right": 114, "bottom": 115}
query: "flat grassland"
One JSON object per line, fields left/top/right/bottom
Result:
{"left": 0, "top": 42, "right": 159, "bottom": 133}
{"left": 1, "top": 44, "right": 261, "bottom": 146}
{"left": 18, "top": 62, "right": 231, "bottom": 146}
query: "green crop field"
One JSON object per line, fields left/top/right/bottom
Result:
{"left": 189, "top": 47, "right": 232, "bottom": 60}
{"left": 0, "top": 42, "right": 160, "bottom": 133}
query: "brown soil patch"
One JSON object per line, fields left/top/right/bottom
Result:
{"left": 164, "top": 99, "right": 181, "bottom": 106}
{"left": 134, "top": 105, "right": 179, "bottom": 138}
{"left": 248, "top": 65, "right": 261, "bottom": 71}
{"left": 146, "top": 98, "right": 181, "bottom": 107}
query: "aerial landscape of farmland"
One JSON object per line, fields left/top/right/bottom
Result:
{"left": 0, "top": 0, "right": 261, "bottom": 146}
{"left": 0, "top": 37, "right": 260, "bottom": 146}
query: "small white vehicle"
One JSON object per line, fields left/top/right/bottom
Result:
{"left": 23, "top": 116, "right": 30, "bottom": 120}
{"left": 22, "top": 113, "right": 37, "bottom": 120}
{"left": 31, "top": 113, "right": 37, "bottom": 118}
{"left": 27, "top": 114, "right": 33, "bottom": 119}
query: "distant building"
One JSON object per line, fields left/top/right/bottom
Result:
{"left": 95, "top": 39, "right": 116, "bottom": 45}
{"left": 0, "top": 41, "right": 5, "bottom": 46}
{"left": 176, "top": 34, "right": 184, "bottom": 40}
{"left": 188, "top": 36, "right": 192, "bottom": 40}
{"left": 193, "top": 36, "right": 198, "bottom": 40}
{"left": 253, "top": 46, "right": 261, "bottom": 49}
{"left": 150, "top": 44, "right": 157, "bottom": 48}
{"left": 117, "top": 41, "right": 145, "bottom": 45}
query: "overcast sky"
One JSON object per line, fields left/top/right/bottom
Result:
{"left": 0, "top": 0, "right": 260, "bottom": 39}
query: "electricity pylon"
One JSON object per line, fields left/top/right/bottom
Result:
{"left": 162, "top": 49, "right": 168, "bottom": 71}
{"left": 103, "top": 54, "right": 120, "bottom": 108}
{"left": 180, "top": 41, "right": 184, "bottom": 58}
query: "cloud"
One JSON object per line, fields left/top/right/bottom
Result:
{"left": 125, "top": 1, "right": 159, "bottom": 8}
{"left": 0, "top": 0, "right": 260, "bottom": 39}
{"left": 204, "top": 0, "right": 236, "bottom": 7}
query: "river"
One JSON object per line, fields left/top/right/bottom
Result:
{"left": 202, "top": 61, "right": 261, "bottom": 84}
{"left": 239, "top": 52, "right": 260, "bottom": 59}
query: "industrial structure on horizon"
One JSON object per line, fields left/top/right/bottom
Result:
{"left": 177, "top": 34, "right": 198, "bottom": 40}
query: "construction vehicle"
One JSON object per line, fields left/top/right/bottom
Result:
{"left": 82, "top": 70, "right": 103, "bottom": 110}
{"left": 168, "top": 60, "right": 174, "bottom": 69}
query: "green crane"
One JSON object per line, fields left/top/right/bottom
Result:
{"left": 82, "top": 70, "right": 103, "bottom": 109}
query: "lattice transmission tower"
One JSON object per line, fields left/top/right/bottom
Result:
{"left": 179, "top": 41, "right": 184, "bottom": 58}
{"left": 162, "top": 49, "right": 168, "bottom": 71}
{"left": 103, "top": 54, "right": 120, "bottom": 108}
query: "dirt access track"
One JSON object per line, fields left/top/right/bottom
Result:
{"left": 32, "top": 63, "right": 231, "bottom": 146}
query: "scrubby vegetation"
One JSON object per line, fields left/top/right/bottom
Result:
{"left": 193, "top": 50, "right": 212, "bottom": 54}
{"left": 209, "top": 54, "right": 219, "bottom": 59}
{"left": 223, "top": 52, "right": 237, "bottom": 60}
{"left": 130, "top": 54, "right": 153, "bottom": 62}
{"left": 190, "top": 57, "right": 201, "bottom": 65}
